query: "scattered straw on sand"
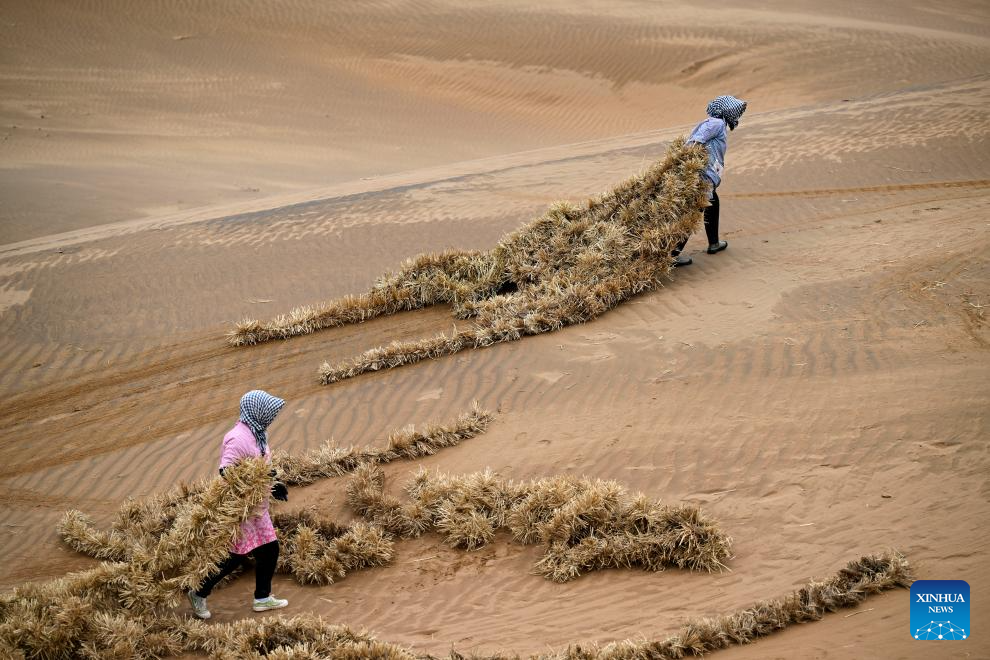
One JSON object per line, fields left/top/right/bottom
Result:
{"left": 227, "top": 140, "right": 709, "bottom": 385}
{"left": 58, "top": 405, "right": 493, "bottom": 586}
{"left": 56, "top": 401, "right": 730, "bottom": 586}
{"left": 16, "top": 400, "right": 912, "bottom": 657}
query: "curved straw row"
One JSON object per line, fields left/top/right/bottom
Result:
{"left": 346, "top": 465, "right": 733, "bottom": 582}
{"left": 0, "top": 549, "right": 911, "bottom": 658}
{"left": 275, "top": 403, "right": 493, "bottom": 486}
{"left": 543, "top": 551, "right": 914, "bottom": 659}
{"left": 228, "top": 140, "right": 710, "bottom": 385}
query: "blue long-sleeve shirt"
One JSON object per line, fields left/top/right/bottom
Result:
{"left": 687, "top": 117, "right": 728, "bottom": 189}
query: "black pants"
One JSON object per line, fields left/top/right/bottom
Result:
{"left": 674, "top": 189, "right": 720, "bottom": 254}
{"left": 195, "top": 540, "right": 279, "bottom": 600}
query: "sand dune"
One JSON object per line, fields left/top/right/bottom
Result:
{"left": 1, "top": 1, "right": 989, "bottom": 658}
{"left": 3, "top": 0, "right": 990, "bottom": 241}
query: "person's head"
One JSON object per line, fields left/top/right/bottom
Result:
{"left": 706, "top": 95, "right": 748, "bottom": 131}
{"left": 239, "top": 389, "right": 285, "bottom": 455}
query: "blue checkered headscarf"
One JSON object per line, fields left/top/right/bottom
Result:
{"left": 239, "top": 390, "right": 285, "bottom": 456}
{"left": 706, "top": 95, "right": 747, "bottom": 130}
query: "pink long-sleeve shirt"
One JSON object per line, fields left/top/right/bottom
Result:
{"left": 219, "top": 421, "right": 277, "bottom": 554}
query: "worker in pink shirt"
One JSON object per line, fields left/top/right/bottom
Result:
{"left": 188, "top": 390, "right": 290, "bottom": 619}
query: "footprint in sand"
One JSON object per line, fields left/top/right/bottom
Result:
{"left": 416, "top": 387, "right": 443, "bottom": 401}
{"left": 535, "top": 371, "right": 567, "bottom": 385}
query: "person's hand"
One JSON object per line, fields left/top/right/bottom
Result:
{"left": 271, "top": 482, "right": 288, "bottom": 501}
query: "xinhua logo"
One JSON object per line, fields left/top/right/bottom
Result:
{"left": 911, "top": 580, "right": 970, "bottom": 640}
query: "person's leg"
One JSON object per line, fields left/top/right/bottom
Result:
{"left": 249, "top": 540, "right": 280, "bottom": 600}
{"left": 195, "top": 553, "right": 245, "bottom": 598}
{"left": 704, "top": 190, "right": 720, "bottom": 246}
{"left": 250, "top": 540, "right": 288, "bottom": 611}
{"left": 672, "top": 191, "right": 718, "bottom": 265}
{"left": 672, "top": 237, "right": 692, "bottom": 266}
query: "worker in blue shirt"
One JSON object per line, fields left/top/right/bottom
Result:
{"left": 673, "top": 95, "right": 747, "bottom": 267}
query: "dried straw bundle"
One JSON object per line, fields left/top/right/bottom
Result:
{"left": 347, "top": 467, "right": 732, "bottom": 581}
{"left": 55, "top": 509, "right": 131, "bottom": 561}
{"left": 279, "top": 522, "right": 393, "bottom": 586}
{"left": 0, "top": 459, "right": 273, "bottom": 657}
{"left": 227, "top": 141, "right": 709, "bottom": 385}
{"left": 269, "top": 404, "right": 494, "bottom": 585}
{"left": 111, "top": 457, "right": 274, "bottom": 611}
{"left": 544, "top": 551, "right": 913, "bottom": 659}
{"left": 346, "top": 463, "right": 431, "bottom": 538}
{"left": 272, "top": 507, "right": 348, "bottom": 540}
{"left": 56, "top": 459, "right": 273, "bottom": 598}
{"left": 57, "top": 478, "right": 239, "bottom": 564}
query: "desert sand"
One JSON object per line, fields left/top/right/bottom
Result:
{"left": 1, "top": 0, "right": 988, "bottom": 657}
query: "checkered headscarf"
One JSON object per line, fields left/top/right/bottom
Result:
{"left": 706, "top": 95, "right": 748, "bottom": 130}
{"left": 239, "top": 390, "right": 284, "bottom": 456}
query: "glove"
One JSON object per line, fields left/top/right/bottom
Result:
{"left": 271, "top": 482, "right": 288, "bottom": 502}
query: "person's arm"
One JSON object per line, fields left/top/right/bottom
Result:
{"left": 218, "top": 438, "right": 286, "bottom": 499}
{"left": 218, "top": 437, "right": 249, "bottom": 475}
{"left": 687, "top": 118, "right": 723, "bottom": 145}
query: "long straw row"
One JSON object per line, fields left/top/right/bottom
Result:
{"left": 228, "top": 140, "right": 710, "bottom": 385}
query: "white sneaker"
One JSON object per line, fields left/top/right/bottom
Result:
{"left": 252, "top": 595, "right": 288, "bottom": 612}
{"left": 187, "top": 590, "right": 211, "bottom": 619}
